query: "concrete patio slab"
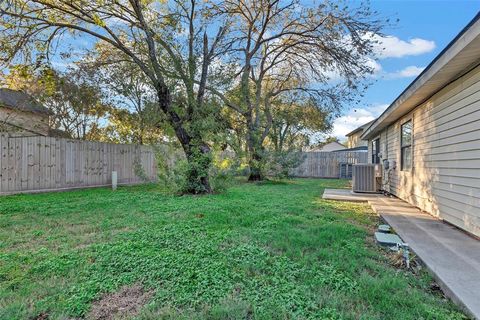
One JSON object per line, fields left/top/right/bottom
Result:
{"left": 322, "top": 188, "right": 382, "bottom": 202}
{"left": 322, "top": 189, "right": 480, "bottom": 319}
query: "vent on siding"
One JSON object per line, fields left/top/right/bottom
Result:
{"left": 352, "top": 164, "right": 377, "bottom": 193}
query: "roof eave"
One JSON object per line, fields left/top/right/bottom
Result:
{"left": 1, "top": 103, "right": 52, "bottom": 116}
{"left": 345, "top": 127, "right": 362, "bottom": 137}
{"left": 345, "top": 120, "right": 374, "bottom": 137}
{"left": 361, "top": 12, "right": 480, "bottom": 140}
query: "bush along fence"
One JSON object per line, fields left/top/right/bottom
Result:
{"left": 0, "top": 134, "right": 157, "bottom": 195}
{"left": 291, "top": 151, "right": 368, "bottom": 178}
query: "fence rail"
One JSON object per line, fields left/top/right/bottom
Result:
{"left": 0, "top": 135, "right": 157, "bottom": 195}
{"left": 291, "top": 151, "right": 368, "bottom": 178}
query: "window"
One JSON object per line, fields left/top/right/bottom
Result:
{"left": 401, "top": 120, "right": 412, "bottom": 170}
{"left": 372, "top": 138, "right": 380, "bottom": 164}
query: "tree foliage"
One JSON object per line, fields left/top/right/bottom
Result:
{"left": 87, "top": 58, "right": 167, "bottom": 144}
{"left": 0, "top": 0, "right": 386, "bottom": 189}
{"left": 204, "top": 0, "right": 385, "bottom": 180}
{"left": 0, "top": 0, "right": 233, "bottom": 193}
{"left": 1, "top": 65, "right": 110, "bottom": 139}
{"left": 268, "top": 93, "right": 333, "bottom": 152}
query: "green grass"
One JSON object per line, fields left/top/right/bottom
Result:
{"left": 0, "top": 179, "right": 467, "bottom": 319}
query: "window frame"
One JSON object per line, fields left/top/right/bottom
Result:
{"left": 372, "top": 138, "right": 380, "bottom": 164}
{"left": 400, "top": 120, "right": 412, "bottom": 171}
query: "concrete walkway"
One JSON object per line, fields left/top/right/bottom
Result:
{"left": 322, "top": 188, "right": 383, "bottom": 202}
{"left": 323, "top": 189, "right": 480, "bottom": 319}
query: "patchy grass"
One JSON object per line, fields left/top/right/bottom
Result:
{"left": 87, "top": 283, "right": 153, "bottom": 320}
{"left": 0, "top": 179, "right": 468, "bottom": 319}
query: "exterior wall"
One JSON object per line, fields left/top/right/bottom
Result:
{"left": 369, "top": 64, "right": 480, "bottom": 237}
{"left": 0, "top": 107, "right": 49, "bottom": 136}
{"left": 0, "top": 121, "right": 33, "bottom": 136}
{"left": 347, "top": 131, "right": 368, "bottom": 148}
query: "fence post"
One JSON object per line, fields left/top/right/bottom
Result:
{"left": 111, "top": 171, "right": 117, "bottom": 191}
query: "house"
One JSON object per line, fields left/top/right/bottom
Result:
{"left": 0, "top": 88, "right": 51, "bottom": 136}
{"left": 310, "top": 141, "right": 346, "bottom": 152}
{"left": 345, "top": 120, "right": 373, "bottom": 148}
{"left": 361, "top": 13, "right": 480, "bottom": 237}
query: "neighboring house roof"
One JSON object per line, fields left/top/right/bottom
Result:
{"left": 362, "top": 12, "right": 480, "bottom": 140}
{"left": 345, "top": 120, "right": 374, "bottom": 137}
{"left": 0, "top": 88, "right": 51, "bottom": 115}
{"left": 332, "top": 146, "right": 368, "bottom": 152}
{"left": 48, "top": 128, "right": 71, "bottom": 138}
{"left": 312, "top": 141, "right": 346, "bottom": 152}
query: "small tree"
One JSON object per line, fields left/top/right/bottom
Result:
{"left": 269, "top": 93, "right": 333, "bottom": 152}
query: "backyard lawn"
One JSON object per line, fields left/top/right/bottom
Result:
{"left": 0, "top": 179, "right": 467, "bottom": 320}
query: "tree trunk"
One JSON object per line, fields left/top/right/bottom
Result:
{"left": 157, "top": 88, "right": 212, "bottom": 194}
{"left": 183, "top": 142, "right": 212, "bottom": 194}
{"left": 173, "top": 125, "right": 212, "bottom": 194}
{"left": 248, "top": 150, "right": 264, "bottom": 181}
{"left": 246, "top": 118, "right": 265, "bottom": 181}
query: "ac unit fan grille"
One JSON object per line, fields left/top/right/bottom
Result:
{"left": 352, "top": 164, "right": 377, "bottom": 193}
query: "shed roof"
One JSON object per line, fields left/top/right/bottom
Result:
{"left": 0, "top": 88, "right": 51, "bottom": 115}
{"left": 362, "top": 12, "right": 480, "bottom": 140}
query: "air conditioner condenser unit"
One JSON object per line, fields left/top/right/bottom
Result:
{"left": 352, "top": 164, "right": 378, "bottom": 193}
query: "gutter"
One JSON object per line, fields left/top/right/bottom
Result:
{"left": 361, "top": 11, "right": 480, "bottom": 140}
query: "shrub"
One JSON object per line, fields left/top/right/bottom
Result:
{"left": 154, "top": 144, "right": 186, "bottom": 194}
{"left": 209, "top": 151, "right": 241, "bottom": 193}
{"left": 155, "top": 145, "right": 239, "bottom": 194}
{"left": 265, "top": 150, "right": 305, "bottom": 180}
{"left": 133, "top": 157, "right": 150, "bottom": 182}
{"left": 209, "top": 167, "right": 232, "bottom": 194}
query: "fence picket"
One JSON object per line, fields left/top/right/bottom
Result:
{"left": 291, "top": 151, "right": 367, "bottom": 178}
{"left": 1, "top": 136, "right": 366, "bottom": 194}
{"left": 0, "top": 136, "right": 157, "bottom": 195}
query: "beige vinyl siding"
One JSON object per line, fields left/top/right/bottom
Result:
{"left": 0, "top": 108, "right": 49, "bottom": 136}
{"left": 372, "top": 63, "right": 480, "bottom": 237}
{"left": 347, "top": 131, "right": 368, "bottom": 148}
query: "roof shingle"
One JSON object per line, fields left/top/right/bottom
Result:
{"left": 0, "top": 88, "right": 51, "bottom": 115}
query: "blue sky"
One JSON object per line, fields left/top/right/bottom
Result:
{"left": 4, "top": 0, "right": 479, "bottom": 142}
{"left": 332, "top": 0, "right": 480, "bottom": 140}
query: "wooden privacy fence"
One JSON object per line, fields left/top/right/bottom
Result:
{"left": 291, "top": 151, "right": 368, "bottom": 178}
{"left": 0, "top": 134, "right": 157, "bottom": 195}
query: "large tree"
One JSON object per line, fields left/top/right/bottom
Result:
{"left": 1, "top": 0, "right": 385, "bottom": 186}
{"left": 0, "top": 0, "right": 229, "bottom": 193}
{"left": 206, "top": 0, "right": 384, "bottom": 180}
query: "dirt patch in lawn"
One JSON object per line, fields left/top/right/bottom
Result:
{"left": 31, "top": 312, "right": 49, "bottom": 320}
{"left": 87, "top": 284, "right": 153, "bottom": 320}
